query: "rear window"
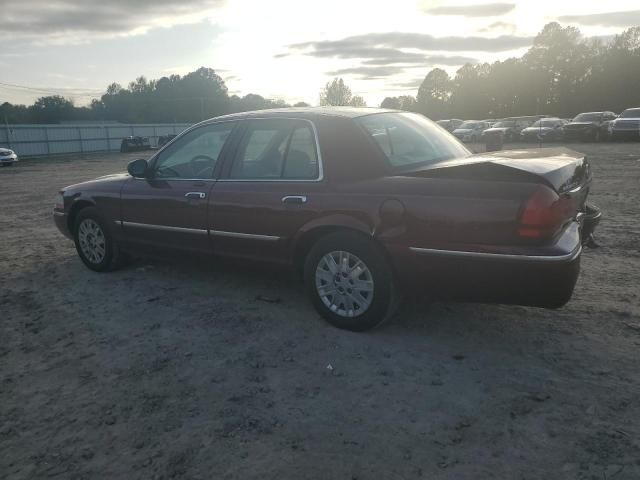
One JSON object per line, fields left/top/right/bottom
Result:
{"left": 356, "top": 113, "right": 470, "bottom": 169}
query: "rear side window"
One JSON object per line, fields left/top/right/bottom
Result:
{"left": 230, "top": 119, "right": 319, "bottom": 180}
{"left": 356, "top": 113, "right": 470, "bottom": 169}
{"left": 283, "top": 126, "right": 319, "bottom": 179}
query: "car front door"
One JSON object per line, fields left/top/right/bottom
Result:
{"left": 208, "top": 118, "right": 324, "bottom": 263}
{"left": 120, "top": 121, "right": 236, "bottom": 253}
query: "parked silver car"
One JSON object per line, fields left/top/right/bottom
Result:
{"left": 610, "top": 108, "right": 640, "bottom": 141}
{"left": 452, "top": 121, "right": 490, "bottom": 142}
{"left": 0, "top": 148, "right": 18, "bottom": 166}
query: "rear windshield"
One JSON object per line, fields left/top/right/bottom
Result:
{"left": 620, "top": 108, "right": 640, "bottom": 118}
{"left": 356, "top": 113, "right": 470, "bottom": 169}
{"left": 573, "top": 113, "right": 600, "bottom": 122}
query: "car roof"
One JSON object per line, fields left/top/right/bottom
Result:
{"left": 202, "top": 107, "right": 398, "bottom": 123}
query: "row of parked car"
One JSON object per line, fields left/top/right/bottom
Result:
{"left": 436, "top": 107, "right": 640, "bottom": 143}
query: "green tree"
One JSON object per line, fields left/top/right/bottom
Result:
{"left": 30, "top": 96, "right": 75, "bottom": 123}
{"left": 380, "top": 97, "right": 401, "bottom": 109}
{"left": 416, "top": 68, "right": 451, "bottom": 119}
{"left": 319, "top": 78, "right": 353, "bottom": 106}
{"left": 398, "top": 96, "right": 418, "bottom": 112}
{"left": 350, "top": 95, "right": 367, "bottom": 107}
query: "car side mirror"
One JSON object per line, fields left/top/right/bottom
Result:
{"left": 127, "top": 158, "right": 148, "bottom": 178}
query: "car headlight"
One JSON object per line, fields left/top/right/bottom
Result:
{"left": 54, "top": 192, "right": 64, "bottom": 210}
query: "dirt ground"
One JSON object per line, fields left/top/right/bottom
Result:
{"left": 1, "top": 142, "right": 639, "bottom": 480}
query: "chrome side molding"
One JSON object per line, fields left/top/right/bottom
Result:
{"left": 117, "top": 220, "right": 208, "bottom": 235}
{"left": 209, "top": 230, "right": 280, "bottom": 241}
{"left": 115, "top": 221, "right": 281, "bottom": 241}
{"left": 409, "top": 245, "right": 582, "bottom": 263}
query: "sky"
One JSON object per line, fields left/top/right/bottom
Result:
{"left": 1, "top": 0, "right": 639, "bottom": 107}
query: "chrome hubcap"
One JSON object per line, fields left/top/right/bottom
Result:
{"left": 315, "top": 251, "right": 374, "bottom": 318}
{"left": 78, "top": 219, "right": 106, "bottom": 264}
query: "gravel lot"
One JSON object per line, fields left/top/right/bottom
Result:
{"left": 1, "top": 143, "right": 639, "bottom": 480}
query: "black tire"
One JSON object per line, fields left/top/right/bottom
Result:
{"left": 304, "top": 231, "right": 397, "bottom": 332}
{"left": 73, "top": 206, "right": 124, "bottom": 272}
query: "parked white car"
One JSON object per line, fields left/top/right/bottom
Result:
{"left": 0, "top": 148, "right": 18, "bottom": 166}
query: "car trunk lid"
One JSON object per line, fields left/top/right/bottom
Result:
{"left": 403, "top": 147, "right": 591, "bottom": 195}
{"left": 402, "top": 147, "right": 593, "bottom": 241}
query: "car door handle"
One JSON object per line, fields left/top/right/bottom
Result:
{"left": 282, "top": 195, "right": 307, "bottom": 205}
{"left": 185, "top": 192, "right": 206, "bottom": 199}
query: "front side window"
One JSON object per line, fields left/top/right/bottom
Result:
{"left": 154, "top": 122, "right": 234, "bottom": 179}
{"left": 230, "top": 119, "right": 319, "bottom": 180}
{"left": 356, "top": 112, "right": 470, "bottom": 169}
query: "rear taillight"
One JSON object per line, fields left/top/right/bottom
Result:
{"left": 519, "top": 187, "right": 576, "bottom": 239}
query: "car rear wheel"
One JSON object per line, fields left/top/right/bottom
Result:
{"left": 73, "top": 207, "right": 124, "bottom": 272}
{"left": 304, "top": 231, "right": 397, "bottom": 331}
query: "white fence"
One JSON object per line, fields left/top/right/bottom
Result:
{"left": 0, "top": 123, "right": 192, "bottom": 157}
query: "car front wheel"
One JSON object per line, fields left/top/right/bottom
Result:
{"left": 73, "top": 207, "right": 124, "bottom": 272}
{"left": 304, "top": 232, "right": 397, "bottom": 331}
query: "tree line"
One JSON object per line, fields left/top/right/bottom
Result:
{"left": 1, "top": 22, "right": 639, "bottom": 124}
{"left": 382, "top": 23, "right": 640, "bottom": 119}
{"left": 0, "top": 67, "right": 310, "bottom": 124}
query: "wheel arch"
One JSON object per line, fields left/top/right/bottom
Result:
{"left": 67, "top": 198, "right": 96, "bottom": 233}
{"left": 291, "top": 214, "right": 392, "bottom": 275}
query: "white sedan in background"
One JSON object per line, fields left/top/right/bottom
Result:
{"left": 0, "top": 148, "right": 18, "bottom": 166}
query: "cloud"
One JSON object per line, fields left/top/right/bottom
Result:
{"left": 424, "top": 3, "right": 515, "bottom": 17}
{"left": 285, "top": 32, "right": 533, "bottom": 57}
{"left": 328, "top": 66, "right": 407, "bottom": 79}
{"left": 327, "top": 54, "right": 476, "bottom": 80}
{"left": 278, "top": 32, "right": 517, "bottom": 81}
{"left": 481, "top": 21, "right": 518, "bottom": 34}
{"left": 391, "top": 78, "right": 426, "bottom": 89}
{"left": 1, "top": 0, "right": 225, "bottom": 42}
{"left": 359, "top": 53, "right": 475, "bottom": 66}
{"left": 557, "top": 10, "right": 640, "bottom": 27}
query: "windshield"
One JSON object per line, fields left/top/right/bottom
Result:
{"left": 356, "top": 112, "right": 470, "bottom": 169}
{"left": 531, "top": 119, "right": 560, "bottom": 128}
{"left": 573, "top": 113, "right": 600, "bottom": 122}
{"left": 458, "top": 121, "right": 482, "bottom": 129}
{"left": 620, "top": 108, "right": 640, "bottom": 118}
{"left": 492, "top": 121, "right": 516, "bottom": 128}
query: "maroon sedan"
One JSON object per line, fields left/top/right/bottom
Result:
{"left": 54, "top": 108, "right": 601, "bottom": 331}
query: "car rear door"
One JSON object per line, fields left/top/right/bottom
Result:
{"left": 120, "top": 121, "right": 236, "bottom": 253}
{"left": 207, "top": 117, "right": 324, "bottom": 264}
